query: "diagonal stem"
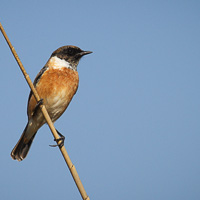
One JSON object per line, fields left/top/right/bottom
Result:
{"left": 0, "top": 22, "right": 90, "bottom": 200}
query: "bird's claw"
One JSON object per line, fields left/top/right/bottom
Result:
{"left": 37, "top": 98, "right": 44, "bottom": 106}
{"left": 49, "top": 130, "right": 65, "bottom": 148}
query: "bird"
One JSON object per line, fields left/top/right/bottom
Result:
{"left": 11, "top": 45, "right": 92, "bottom": 161}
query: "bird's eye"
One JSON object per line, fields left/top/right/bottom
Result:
{"left": 67, "top": 48, "right": 75, "bottom": 55}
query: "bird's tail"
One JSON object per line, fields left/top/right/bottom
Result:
{"left": 11, "top": 123, "right": 37, "bottom": 161}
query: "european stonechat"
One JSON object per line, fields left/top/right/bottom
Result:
{"left": 11, "top": 45, "right": 92, "bottom": 161}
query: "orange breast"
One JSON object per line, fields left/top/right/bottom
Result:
{"left": 28, "top": 67, "right": 79, "bottom": 122}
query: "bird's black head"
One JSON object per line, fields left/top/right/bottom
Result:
{"left": 51, "top": 45, "right": 92, "bottom": 70}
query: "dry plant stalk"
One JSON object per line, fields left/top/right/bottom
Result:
{"left": 0, "top": 22, "right": 90, "bottom": 200}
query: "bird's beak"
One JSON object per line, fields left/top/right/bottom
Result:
{"left": 78, "top": 50, "right": 93, "bottom": 57}
{"left": 82, "top": 51, "right": 93, "bottom": 56}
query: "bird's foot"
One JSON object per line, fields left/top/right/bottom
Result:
{"left": 37, "top": 98, "right": 44, "bottom": 106}
{"left": 32, "top": 98, "right": 44, "bottom": 117}
{"left": 35, "top": 98, "right": 44, "bottom": 111}
{"left": 49, "top": 130, "right": 65, "bottom": 148}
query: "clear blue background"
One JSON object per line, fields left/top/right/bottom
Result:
{"left": 0, "top": 1, "right": 200, "bottom": 200}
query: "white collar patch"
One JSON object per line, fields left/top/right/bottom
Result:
{"left": 50, "top": 56, "right": 74, "bottom": 70}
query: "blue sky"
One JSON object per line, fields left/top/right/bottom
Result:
{"left": 0, "top": 1, "right": 200, "bottom": 200}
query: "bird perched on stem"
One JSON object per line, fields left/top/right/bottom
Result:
{"left": 11, "top": 45, "right": 92, "bottom": 161}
